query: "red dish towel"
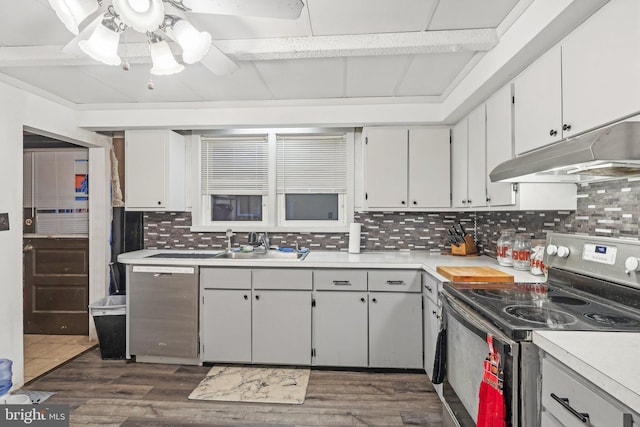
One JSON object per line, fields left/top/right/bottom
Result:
{"left": 477, "top": 380, "right": 507, "bottom": 427}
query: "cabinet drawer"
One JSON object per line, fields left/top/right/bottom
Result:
{"left": 368, "top": 270, "right": 421, "bottom": 292}
{"left": 201, "top": 268, "right": 251, "bottom": 290}
{"left": 314, "top": 270, "right": 367, "bottom": 291}
{"left": 252, "top": 269, "right": 312, "bottom": 290}
{"left": 423, "top": 273, "right": 441, "bottom": 301}
{"left": 541, "top": 355, "right": 629, "bottom": 427}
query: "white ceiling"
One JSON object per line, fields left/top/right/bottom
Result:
{"left": 0, "top": 0, "right": 525, "bottom": 106}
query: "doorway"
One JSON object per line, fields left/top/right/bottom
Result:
{"left": 22, "top": 133, "right": 96, "bottom": 383}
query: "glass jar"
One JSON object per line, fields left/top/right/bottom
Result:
{"left": 529, "top": 239, "right": 547, "bottom": 276}
{"left": 512, "top": 233, "right": 531, "bottom": 271}
{"left": 496, "top": 229, "right": 515, "bottom": 266}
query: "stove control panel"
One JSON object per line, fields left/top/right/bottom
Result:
{"left": 545, "top": 233, "right": 640, "bottom": 290}
{"left": 582, "top": 243, "right": 617, "bottom": 265}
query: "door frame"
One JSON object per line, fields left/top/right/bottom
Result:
{"left": 23, "top": 126, "right": 111, "bottom": 341}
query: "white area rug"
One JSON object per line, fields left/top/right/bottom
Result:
{"left": 188, "top": 366, "right": 310, "bottom": 404}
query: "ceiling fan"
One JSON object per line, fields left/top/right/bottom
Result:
{"left": 49, "top": 0, "right": 305, "bottom": 79}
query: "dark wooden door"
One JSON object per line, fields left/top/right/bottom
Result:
{"left": 23, "top": 237, "right": 89, "bottom": 335}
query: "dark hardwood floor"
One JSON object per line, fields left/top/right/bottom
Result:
{"left": 22, "top": 348, "right": 443, "bottom": 426}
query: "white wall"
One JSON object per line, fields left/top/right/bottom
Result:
{"left": 0, "top": 80, "right": 111, "bottom": 389}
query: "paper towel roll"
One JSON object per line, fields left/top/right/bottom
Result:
{"left": 348, "top": 223, "right": 362, "bottom": 253}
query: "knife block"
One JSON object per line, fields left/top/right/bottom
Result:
{"left": 451, "top": 235, "right": 478, "bottom": 256}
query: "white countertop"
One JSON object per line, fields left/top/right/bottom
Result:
{"left": 117, "top": 249, "right": 544, "bottom": 283}
{"left": 533, "top": 330, "right": 640, "bottom": 412}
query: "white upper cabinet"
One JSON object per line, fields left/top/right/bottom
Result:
{"left": 451, "top": 104, "right": 486, "bottom": 208}
{"left": 561, "top": 0, "right": 640, "bottom": 136}
{"left": 513, "top": 46, "right": 563, "bottom": 154}
{"left": 125, "top": 130, "right": 186, "bottom": 211}
{"left": 486, "top": 84, "right": 516, "bottom": 206}
{"left": 363, "top": 126, "right": 450, "bottom": 210}
{"left": 514, "top": 0, "right": 640, "bottom": 155}
{"left": 450, "top": 119, "right": 468, "bottom": 209}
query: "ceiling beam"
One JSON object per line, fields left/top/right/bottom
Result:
{"left": 0, "top": 28, "right": 497, "bottom": 68}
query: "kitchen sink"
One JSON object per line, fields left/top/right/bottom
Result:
{"left": 215, "top": 250, "right": 309, "bottom": 260}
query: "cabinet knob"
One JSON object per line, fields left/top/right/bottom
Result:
{"left": 562, "top": 124, "right": 572, "bottom": 131}
{"left": 486, "top": 197, "right": 491, "bottom": 203}
{"left": 157, "top": 201, "right": 162, "bottom": 205}
{"left": 467, "top": 199, "right": 472, "bottom": 204}
{"left": 244, "top": 295, "right": 248, "bottom": 300}
{"left": 549, "top": 129, "right": 558, "bottom": 136}
{"left": 360, "top": 297, "right": 366, "bottom": 303}
{"left": 412, "top": 201, "right": 417, "bottom": 205}
{"left": 255, "top": 295, "right": 260, "bottom": 300}
{"left": 462, "top": 200, "right": 466, "bottom": 204}
{"left": 372, "top": 298, "right": 377, "bottom": 303}
{"left": 401, "top": 201, "right": 406, "bottom": 205}
{"left": 432, "top": 310, "right": 437, "bottom": 315}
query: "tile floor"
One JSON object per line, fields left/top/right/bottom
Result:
{"left": 23, "top": 334, "right": 97, "bottom": 383}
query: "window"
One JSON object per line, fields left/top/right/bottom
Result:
{"left": 193, "top": 130, "right": 353, "bottom": 232}
{"left": 200, "top": 136, "right": 268, "bottom": 226}
{"left": 277, "top": 134, "right": 347, "bottom": 226}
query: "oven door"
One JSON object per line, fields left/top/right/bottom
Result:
{"left": 441, "top": 292, "right": 519, "bottom": 427}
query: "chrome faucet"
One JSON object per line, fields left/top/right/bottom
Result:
{"left": 225, "top": 228, "right": 234, "bottom": 252}
{"left": 258, "top": 232, "right": 270, "bottom": 252}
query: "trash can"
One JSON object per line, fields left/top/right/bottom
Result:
{"left": 89, "top": 295, "right": 126, "bottom": 360}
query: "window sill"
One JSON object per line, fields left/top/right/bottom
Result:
{"left": 190, "top": 225, "right": 350, "bottom": 234}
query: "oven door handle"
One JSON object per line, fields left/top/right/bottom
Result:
{"left": 442, "top": 292, "right": 516, "bottom": 354}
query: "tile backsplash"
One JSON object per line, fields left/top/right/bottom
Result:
{"left": 142, "top": 179, "right": 638, "bottom": 253}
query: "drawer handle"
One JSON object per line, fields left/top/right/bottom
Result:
{"left": 386, "top": 280, "right": 405, "bottom": 285}
{"left": 425, "top": 285, "right": 433, "bottom": 292}
{"left": 333, "top": 281, "right": 352, "bottom": 286}
{"left": 550, "top": 393, "right": 589, "bottom": 423}
{"left": 153, "top": 273, "right": 173, "bottom": 277}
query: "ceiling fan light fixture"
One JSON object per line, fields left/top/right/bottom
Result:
{"left": 79, "top": 22, "right": 122, "bottom": 66}
{"left": 112, "top": 0, "right": 165, "bottom": 32}
{"left": 149, "top": 38, "right": 185, "bottom": 75}
{"left": 172, "top": 19, "right": 212, "bottom": 64}
{"left": 48, "top": 0, "right": 99, "bottom": 35}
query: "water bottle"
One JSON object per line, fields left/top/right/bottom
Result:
{"left": 0, "top": 358, "right": 13, "bottom": 397}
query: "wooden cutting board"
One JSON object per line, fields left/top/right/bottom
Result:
{"left": 436, "top": 266, "right": 514, "bottom": 283}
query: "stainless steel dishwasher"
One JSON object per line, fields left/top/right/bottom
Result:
{"left": 127, "top": 265, "right": 199, "bottom": 364}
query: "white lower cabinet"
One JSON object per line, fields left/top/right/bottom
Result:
{"left": 369, "top": 291, "right": 423, "bottom": 369}
{"left": 313, "top": 291, "right": 368, "bottom": 367}
{"left": 201, "top": 289, "right": 252, "bottom": 363}
{"left": 540, "top": 353, "right": 640, "bottom": 427}
{"left": 252, "top": 290, "right": 312, "bottom": 365}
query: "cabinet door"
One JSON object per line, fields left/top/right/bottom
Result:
{"left": 201, "top": 289, "right": 252, "bottom": 363}
{"left": 125, "top": 135, "right": 166, "bottom": 209}
{"left": 562, "top": 0, "right": 640, "bottom": 136}
{"left": 313, "top": 291, "right": 368, "bottom": 367}
{"left": 486, "top": 84, "right": 515, "bottom": 206}
{"left": 252, "top": 290, "right": 311, "bottom": 365}
{"left": 408, "top": 127, "right": 450, "bottom": 208}
{"left": 364, "top": 127, "right": 409, "bottom": 208}
{"left": 514, "top": 45, "right": 562, "bottom": 155}
{"left": 467, "top": 104, "right": 486, "bottom": 208}
{"left": 423, "top": 296, "right": 440, "bottom": 379}
{"left": 451, "top": 118, "right": 468, "bottom": 208}
{"left": 369, "top": 292, "right": 422, "bottom": 369}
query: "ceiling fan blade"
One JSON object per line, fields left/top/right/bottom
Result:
{"left": 199, "top": 43, "right": 240, "bottom": 75}
{"left": 183, "top": 0, "right": 304, "bottom": 19}
{"left": 61, "top": 15, "right": 102, "bottom": 56}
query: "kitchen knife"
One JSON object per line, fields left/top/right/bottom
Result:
{"left": 447, "top": 229, "right": 460, "bottom": 246}
{"left": 456, "top": 223, "right": 467, "bottom": 237}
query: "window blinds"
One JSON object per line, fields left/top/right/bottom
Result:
{"left": 277, "top": 134, "right": 347, "bottom": 193}
{"left": 200, "top": 136, "right": 268, "bottom": 195}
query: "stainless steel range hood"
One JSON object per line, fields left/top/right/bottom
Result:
{"left": 490, "top": 121, "right": 640, "bottom": 183}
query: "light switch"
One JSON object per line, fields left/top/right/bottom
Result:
{"left": 0, "top": 213, "right": 9, "bottom": 231}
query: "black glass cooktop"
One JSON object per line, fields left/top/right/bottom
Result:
{"left": 444, "top": 281, "right": 640, "bottom": 340}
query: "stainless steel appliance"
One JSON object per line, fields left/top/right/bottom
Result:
{"left": 440, "top": 233, "right": 640, "bottom": 426}
{"left": 127, "top": 265, "right": 199, "bottom": 364}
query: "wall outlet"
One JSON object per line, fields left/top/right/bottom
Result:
{"left": 0, "top": 213, "right": 9, "bottom": 231}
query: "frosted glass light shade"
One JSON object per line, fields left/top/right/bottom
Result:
{"left": 48, "top": 0, "right": 99, "bottom": 35}
{"left": 79, "top": 24, "right": 122, "bottom": 66}
{"left": 112, "top": 0, "right": 164, "bottom": 32}
{"left": 149, "top": 40, "right": 185, "bottom": 75}
{"left": 172, "top": 20, "right": 212, "bottom": 64}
